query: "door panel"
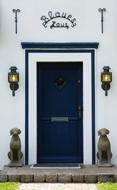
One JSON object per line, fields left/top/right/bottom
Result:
{"left": 37, "top": 62, "right": 83, "bottom": 163}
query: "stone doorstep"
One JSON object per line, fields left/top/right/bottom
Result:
{"left": 0, "top": 174, "right": 117, "bottom": 183}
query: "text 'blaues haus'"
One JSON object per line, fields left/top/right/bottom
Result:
{"left": 41, "top": 11, "right": 77, "bottom": 29}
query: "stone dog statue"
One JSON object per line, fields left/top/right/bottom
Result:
{"left": 97, "top": 128, "right": 112, "bottom": 166}
{"left": 8, "top": 128, "right": 23, "bottom": 166}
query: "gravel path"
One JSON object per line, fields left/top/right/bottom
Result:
{"left": 19, "top": 183, "right": 97, "bottom": 190}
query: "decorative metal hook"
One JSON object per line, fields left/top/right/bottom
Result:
{"left": 12, "top": 9, "right": 20, "bottom": 34}
{"left": 98, "top": 8, "right": 106, "bottom": 34}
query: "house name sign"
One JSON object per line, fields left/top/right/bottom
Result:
{"left": 41, "top": 11, "right": 77, "bottom": 29}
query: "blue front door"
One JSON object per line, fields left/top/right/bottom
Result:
{"left": 37, "top": 62, "right": 83, "bottom": 163}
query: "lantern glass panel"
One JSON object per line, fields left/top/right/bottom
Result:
{"left": 9, "top": 74, "right": 19, "bottom": 82}
{"left": 102, "top": 74, "right": 111, "bottom": 82}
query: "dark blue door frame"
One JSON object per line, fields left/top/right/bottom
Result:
{"left": 21, "top": 42, "right": 99, "bottom": 165}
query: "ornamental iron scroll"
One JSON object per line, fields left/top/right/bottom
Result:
{"left": 41, "top": 11, "right": 77, "bottom": 29}
{"left": 98, "top": 8, "right": 106, "bottom": 34}
{"left": 12, "top": 9, "right": 20, "bottom": 34}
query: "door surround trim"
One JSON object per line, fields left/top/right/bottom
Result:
{"left": 21, "top": 42, "right": 99, "bottom": 165}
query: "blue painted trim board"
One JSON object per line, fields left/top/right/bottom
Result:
{"left": 21, "top": 42, "right": 99, "bottom": 49}
{"left": 23, "top": 43, "right": 99, "bottom": 165}
{"left": 91, "top": 50, "right": 96, "bottom": 164}
{"left": 25, "top": 50, "right": 29, "bottom": 165}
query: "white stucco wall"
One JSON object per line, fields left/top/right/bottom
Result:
{"left": 0, "top": 0, "right": 117, "bottom": 168}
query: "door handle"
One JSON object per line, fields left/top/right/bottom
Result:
{"left": 77, "top": 105, "right": 83, "bottom": 119}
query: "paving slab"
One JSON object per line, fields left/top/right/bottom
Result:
{"left": 19, "top": 183, "right": 97, "bottom": 190}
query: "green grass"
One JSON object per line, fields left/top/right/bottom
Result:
{"left": 0, "top": 183, "right": 19, "bottom": 190}
{"left": 97, "top": 183, "right": 117, "bottom": 190}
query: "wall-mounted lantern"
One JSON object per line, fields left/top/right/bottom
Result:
{"left": 101, "top": 66, "right": 112, "bottom": 96}
{"left": 8, "top": 66, "right": 19, "bottom": 96}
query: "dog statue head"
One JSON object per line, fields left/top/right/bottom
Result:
{"left": 10, "top": 128, "right": 21, "bottom": 136}
{"left": 98, "top": 128, "right": 109, "bottom": 137}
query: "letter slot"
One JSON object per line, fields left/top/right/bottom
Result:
{"left": 51, "top": 117, "right": 69, "bottom": 122}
